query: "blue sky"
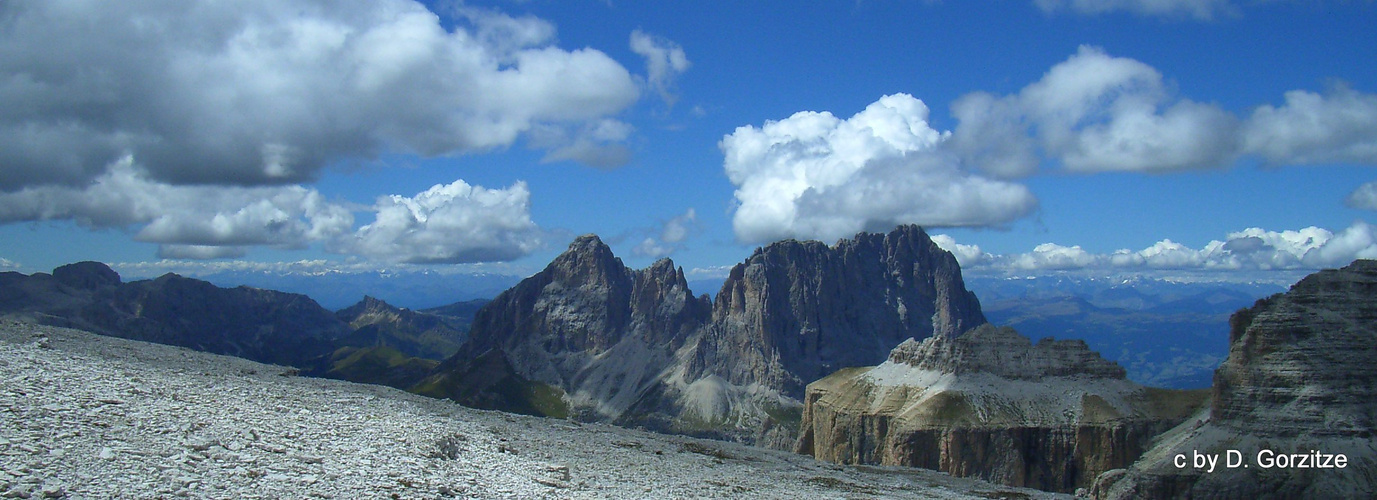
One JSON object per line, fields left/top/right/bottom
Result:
{"left": 1, "top": 0, "right": 1376, "bottom": 284}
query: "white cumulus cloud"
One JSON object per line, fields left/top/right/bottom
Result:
{"left": 338, "top": 179, "right": 544, "bottom": 264}
{"left": 0, "top": 0, "right": 641, "bottom": 191}
{"left": 661, "top": 208, "right": 698, "bottom": 244}
{"left": 950, "top": 46, "right": 1377, "bottom": 177}
{"left": 939, "top": 221, "right": 1377, "bottom": 274}
{"left": 0, "top": 156, "right": 546, "bottom": 263}
{"left": 631, "top": 208, "right": 698, "bottom": 259}
{"left": 1346, "top": 182, "right": 1377, "bottom": 211}
{"left": 0, "top": 157, "right": 354, "bottom": 257}
{"left": 629, "top": 30, "right": 691, "bottom": 107}
{"left": 632, "top": 238, "right": 674, "bottom": 260}
{"left": 530, "top": 119, "right": 635, "bottom": 169}
{"left": 721, "top": 93, "right": 1038, "bottom": 244}
{"left": 1242, "top": 85, "right": 1377, "bottom": 165}
{"left": 1010, "top": 243, "right": 1101, "bottom": 271}
{"left": 930, "top": 234, "right": 990, "bottom": 267}
{"left": 952, "top": 46, "right": 1239, "bottom": 177}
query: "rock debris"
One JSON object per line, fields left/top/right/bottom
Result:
{"left": 0, "top": 319, "right": 1062, "bottom": 499}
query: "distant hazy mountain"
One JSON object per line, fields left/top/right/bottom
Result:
{"left": 966, "top": 275, "right": 1285, "bottom": 389}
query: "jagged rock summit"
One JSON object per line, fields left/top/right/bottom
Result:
{"left": 796, "top": 324, "right": 1206, "bottom": 493}
{"left": 417, "top": 234, "right": 711, "bottom": 421}
{"left": 1092, "top": 260, "right": 1377, "bottom": 499}
{"left": 419, "top": 225, "right": 987, "bottom": 446}
{"left": 688, "top": 224, "right": 986, "bottom": 399}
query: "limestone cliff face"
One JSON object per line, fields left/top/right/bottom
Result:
{"left": 796, "top": 325, "right": 1205, "bottom": 493}
{"left": 1093, "top": 260, "right": 1377, "bottom": 499}
{"left": 886, "top": 324, "right": 1125, "bottom": 380}
{"left": 424, "top": 226, "right": 987, "bottom": 446}
{"left": 1211, "top": 260, "right": 1377, "bottom": 436}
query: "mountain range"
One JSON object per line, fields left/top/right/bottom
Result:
{"left": 4, "top": 226, "right": 1373, "bottom": 497}
{"left": 416, "top": 225, "right": 985, "bottom": 447}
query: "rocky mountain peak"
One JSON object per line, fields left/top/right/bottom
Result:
{"left": 697, "top": 224, "right": 987, "bottom": 397}
{"left": 887, "top": 324, "right": 1127, "bottom": 380}
{"left": 549, "top": 234, "right": 627, "bottom": 287}
{"left": 426, "top": 225, "right": 987, "bottom": 445}
{"left": 336, "top": 295, "right": 404, "bottom": 324}
{"left": 52, "top": 261, "right": 121, "bottom": 290}
{"left": 339, "top": 295, "right": 388, "bottom": 312}
{"left": 446, "top": 234, "right": 711, "bottom": 416}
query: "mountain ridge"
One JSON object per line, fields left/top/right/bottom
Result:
{"left": 420, "top": 225, "right": 987, "bottom": 446}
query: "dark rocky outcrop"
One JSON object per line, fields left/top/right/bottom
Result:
{"left": 1092, "top": 260, "right": 1377, "bottom": 499}
{"left": 52, "top": 261, "right": 121, "bottom": 290}
{"left": 420, "top": 225, "right": 987, "bottom": 446}
{"left": 796, "top": 325, "right": 1206, "bottom": 493}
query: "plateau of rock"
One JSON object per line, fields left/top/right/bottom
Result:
{"left": 795, "top": 324, "right": 1207, "bottom": 493}
{"left": 1091, "top": 260, "right": 1377, "bottom": 499}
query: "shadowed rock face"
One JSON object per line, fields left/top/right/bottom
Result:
{"left": 692, "top": 225, "right": 986, "bottom": 399}
{"left": 52, "top": 261, "right": 121, "bottom": 290}
{"left": 420, "top": 235, "right": 712, "bottom": 422}
{"left": 422, "top": 225, "right": 987, "bottom": 445}
{"left": 1092, "top": 260, "right": 1377, "bottom": 500}
{"left": 796, "top": 325, "right": 1206, "bottom": 493}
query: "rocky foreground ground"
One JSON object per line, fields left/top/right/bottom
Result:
{"left": 0, "top": 319, "right": 1064, "bottom": 499}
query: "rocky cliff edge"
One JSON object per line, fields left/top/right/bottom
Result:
{"left": 1092, "top": 260, "right": 1377, "bottom": 499}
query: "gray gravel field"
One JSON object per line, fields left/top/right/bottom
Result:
{"left": 0, "top": 319, "right": 1065, "bottom": 499}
